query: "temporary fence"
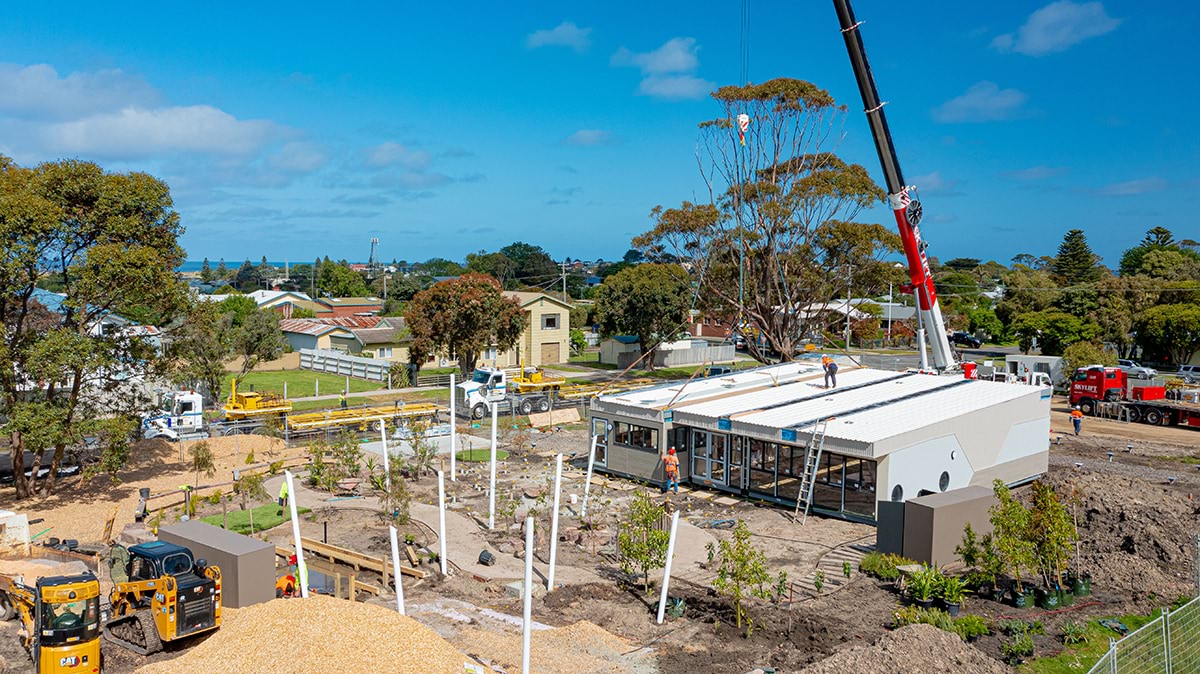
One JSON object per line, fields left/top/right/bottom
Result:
{"left": 299, "top": 349, "right": 390, "bottom": 382}
{"left": 1087, "top": 596, "right": 1200, "bottom": 673}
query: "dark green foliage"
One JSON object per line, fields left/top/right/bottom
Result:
{"left": 594, "top": 263, "right": 692, "bottom": 369}
{"left": 1052, "top": 229, "right": 1103, "bottom": 285}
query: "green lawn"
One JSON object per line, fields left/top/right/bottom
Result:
{"left": 201, "top": 503, "right": 311, "bottom": 535}
{"left": 233, "top": 370, "right": 386, "bottom": 398}
{"left": 456, "top": 449, "right": 509, "bottom": 462}
{"left": 1021, "top": 613, "right": 1158, "bottom": 673}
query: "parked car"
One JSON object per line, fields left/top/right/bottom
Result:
{"left": 1179, "top": 364, "right": 1200, "bottom": 384}
{"left": 949, "top": 332, "right": 982, "bottom": 348}
{"left": 1117, "top": 359, "right": 1157, "bottom": 380}
{"left": 701, "top": 365, "right": 734, "bottom": 378}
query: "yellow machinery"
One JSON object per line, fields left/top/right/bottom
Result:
{"left": 0, "top": 565, "right": 102, "bottom": 673}
{"left": 104, "top": 542, "right": 221, "bottom": 655}
{"left": 283, "top": 401, "right": 441, "bottom": 433}
{"left": 222, "top": 378, "right": 292, "bottom": 420}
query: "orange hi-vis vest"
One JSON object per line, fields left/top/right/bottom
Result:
{"left": 664, "top": 454, "right": 679, "bottom": 477}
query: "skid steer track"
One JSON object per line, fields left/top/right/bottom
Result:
{"left": 104, "top": 610, "right": 163, "bottom": 655}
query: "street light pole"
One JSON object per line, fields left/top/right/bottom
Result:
{"left": 887, "top": 282, "right": 893, "bottom": 341}
{"left": 843, "top": 264, "right": 854, "bottom": 348}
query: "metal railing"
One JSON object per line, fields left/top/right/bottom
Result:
{"left": 1088, "top": 595, "right": 1200, "bottom": 673}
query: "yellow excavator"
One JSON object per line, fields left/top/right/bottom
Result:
{"left": 0, "top": 562, "right": 102, "bottom": 673}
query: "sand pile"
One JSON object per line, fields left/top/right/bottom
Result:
{"left": 134, "top": 595, "right": 472, "bottom": 674}
{"left": 800, "top": 624, "right": 1007, "bottom": 674}
{"left": 0, "top": 558, "right": 89, "bottom": 583}
{"left": 458, "top": 620, "right": 643, "bottom": 674}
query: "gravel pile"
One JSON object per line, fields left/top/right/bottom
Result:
{"left": 800, "top": 624, "right": 1007, "bottom": 674}
{"left": 134, "top": 595, "right": 471, "bottom": 674}
{"left": 0, "top": 559, "right": 89, "bottom": 582}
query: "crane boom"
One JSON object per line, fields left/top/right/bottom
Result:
{"left": 832, "top": 0, "right": 957, "bottom": 371}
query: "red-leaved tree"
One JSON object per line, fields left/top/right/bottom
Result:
{"left": 404, "top": 273, "right": 526, "bottom": 375}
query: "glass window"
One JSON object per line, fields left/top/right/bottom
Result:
{"left": 614, "top": 422, "right": 658, "bottom": 451}
{"left": 843, "top": 459, "right": 877, "bottom": 518}
{"left": 692, "top": 430, "right": 708, "bottom": 457}
{"left": 41, "top": 597, "right": 99, "bottom": 633}
{"left": 164, "top": 552, "right": 194, "bottom": 576}
{"left": 542, "top": 314, "right": 559, "bottom": 330}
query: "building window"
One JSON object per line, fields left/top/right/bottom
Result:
{"left": 483, "top": 347, "right": 497, "bottom": 361}
{"left": 542, "top": 314, "right": 560, "bottom": 330}
{"left": 378, "top": 347, "right": 393, "bottom": 358}
{"left": 592, "top": 417, "right": 608, "bottom": 466}
{"left": 613, "top": 422, "right": 658, "bottom": 451}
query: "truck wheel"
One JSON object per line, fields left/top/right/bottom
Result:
{"left": 1078, "top": 399, "right": 1096, "bottom": 416}
{"left": 372, "top": 420, "right": 385, "bottom": 433}
{"left": 472, "top": 404, "right": 487, "bottom": 420}
{"left": 1125, "top": 407, "right": 1141, "bottom": 423}
{"left": 0, "top": 593, "right": 15, "bottom": 621}
{"left": 519, "top": 399, "right": 534, "bottom": 415}
{"left": 536, "top": 398, "right": 551, "bottom": 412}
{"left": 1144, "top": 409, "right": 1163, "bottom": 425}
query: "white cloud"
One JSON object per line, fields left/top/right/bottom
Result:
{"left": 638, "top": 75, "right": 713, "bottom": 100}
{"left": 612, "top": 38, "right": 700, "bottom": 74}
{"left": 561, "top": 129, "right": 613, "bottom": 146}
{"left": 932, "top": 81, "right": 1029, "bottom": 123}
{"left": 42, "top": 105, "right": 280, "bottom": 158}
{"left": 364, "top": 141, "right": 431, "bottom": 169}
{"left": 1002, "top": 165, "right": 1070, "bottom": 180}
{"left": 992, "top": 1, "right": 1120, "bottom": 56}
{"left": 0, "top": 63, "right": 158, "bottom": 119}
{"left": 910, "top": 171, "right": 963, "bottom": 196}
{"left": 269, "top": 141, "right": 327, "bottom": 173}
{"left": 611, "top": 37, "right": 714, "bottom": 101}
{"left": 526, "top": 21, "right": 591, "bottom": 52}
{"left": 1099, "top": 177, "right": 1168, "bottom": 196}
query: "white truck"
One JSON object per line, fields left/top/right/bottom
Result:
{"left": 456, "top": 367, "right": 556, "bottom": 419}
{"left": 141, "top": 390, "right": 208, "bottom": 440}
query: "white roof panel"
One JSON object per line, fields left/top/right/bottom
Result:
{"left": 735, "top": 372, "right": 961, "bottom": 430}
{"left": 597, "top": 361, "right": 827, "bottom": 409}
{"left": 673, "top": 368, "right": 902, "bottom": 420}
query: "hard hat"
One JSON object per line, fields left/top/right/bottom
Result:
{"left": 668, "top": 447, "right": 676, "bottom": 455}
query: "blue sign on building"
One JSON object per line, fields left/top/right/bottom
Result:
{"left": 718, "top": 417, "right": 731, "bottom": 431}
{"left": 781, "top": 428, "right": 797, "bottom": 442}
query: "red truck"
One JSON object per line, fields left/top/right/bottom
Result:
{"left": 1069, "top": 366, "right": 1200, "bottom": 427}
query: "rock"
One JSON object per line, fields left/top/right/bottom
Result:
{"left": 118, "top": 523, "right": 156, "bottom": 545}
{"left": 498, "top": 543, "right": 515, "bottom": 555}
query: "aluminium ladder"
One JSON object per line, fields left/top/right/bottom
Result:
{"left": 793, "top": 418, "right": 830, "bottom": 525}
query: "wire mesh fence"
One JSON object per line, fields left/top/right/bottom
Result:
{"left": 1088, "top": 595, "right": 1200, "bottom": 673}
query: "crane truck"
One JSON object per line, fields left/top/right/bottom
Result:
{"left": 142, "top": 381, "right": 442, "bottom": 440}
{"left": 0, "top": 560, "right": 101, "bottom": 674}
{"left": 834, "top": 0, "right": 957, "bottom": 374}
{"left": 457, "top": 366, "right": 654, "bottom": 419}
{"left": 1069, "top": 366, "right": 1200, "bottom": 427}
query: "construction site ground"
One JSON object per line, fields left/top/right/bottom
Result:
{"left": 1, "top": 393, "right": 1198, "bottom": 672}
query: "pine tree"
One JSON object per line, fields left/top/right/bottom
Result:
{"left": 216, "top": 258, "right": 229, "bottom": 283}
{"left": 199, "top": 257, "right": 214, "bottom": 283}
{"left": 1052, "top": 229, "right": 1102, "bottom": 285}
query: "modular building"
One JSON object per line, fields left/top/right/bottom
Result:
{"left": 588, "top": 361, "right": 1050, "bottom": 522}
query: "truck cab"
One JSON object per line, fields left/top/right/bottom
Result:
{"left": 457, "top": 367, "right": 509, "bottom": 418}
{"left": 457, "top": 366, "right": 555, "bottom": 418}
{"left": 1069, "top": 366, "right": 1125, "bottom": 414}
{"left": 142, "top": 391, "right": 206, "bottom": 440}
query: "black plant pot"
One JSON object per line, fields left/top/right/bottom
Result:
{"left": 914, "top": 598, "right": 934, "bottom": 609}
{"left": 944, "top": 601, "right": 961, "bottom": 617}
{"left": 967, "top": 634, "right": 980, "bottom": 644}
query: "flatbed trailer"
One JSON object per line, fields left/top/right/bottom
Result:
{"left": 222, "top": 401, "right": 443, "bottom": 435}
{"left": 1070, "top": 366, "right": 1200, "bottom": 427}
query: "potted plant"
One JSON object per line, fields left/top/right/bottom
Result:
{"left": 1034, "top": 585, "right": 1060, "bottom": 610}
{"left": 1029, "top": 482, "right": 1077, "bottom": 611}
{"left": 1070, "top": 570, "right": 1092, "bottom": 597}
{"left": 979, "top": 534, "right": 1007, "bottom": 602}
{"left": 938, "top": 576, "right": 967, "bottom": 617}
{"left": 990, "top": 480, "right": 1036, "bottom": 608}
{"left": 907, "top": 566, "right": 937, "bottom": 609}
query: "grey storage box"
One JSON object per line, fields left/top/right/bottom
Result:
{"left": 159, "top": 520, "right": 275, "bottom": 608}
{"left": 901, "top": 485, "right": 995, "bottom": 566}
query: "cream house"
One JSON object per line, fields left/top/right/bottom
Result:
{"left": 481, "top": 292, "right": 571, "bottom": 368}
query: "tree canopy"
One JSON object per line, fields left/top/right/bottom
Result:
{"left": 594, "top": 264, "right": 691, "bottom": 368}
{"left": 318, "top": 262, "right": 370, "bottom": 297}
{"left": 403, "top": 273, "right": 526, "bottom": 375}
{"left": 1051, "top": 229, "right": 1103, "bottom": 285}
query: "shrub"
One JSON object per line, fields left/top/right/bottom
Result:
{"left": 1001, "top": 631, "right": 1035, "bottom": 663}
{"left": 1061, "top": 620, "right": 1086, "bottom": 645}
{"left": 892, "top": 605, "right": 955, "bottom": 632}
{"left": 206, "top": 489, "right": 224, "bottom": 505}
{"left": 938, "top": 575, "right": 967, "bottom": 604}
{"left": 843, "top": 561, "right": 852, "bottom": 579}
{"left": 707, "top": 520, "right": 774, "bottom": 637}
{"left": 953, "top": 614, "right": 990, "bottom": 641}
{"left": 860, "top": 552, "right": 917, "bottom": 581}
{"left": 998, "top": 619, "right": 1028, "bottom": 636}
{"left": 813, "top": 570, "right": 825, "bottom": 593}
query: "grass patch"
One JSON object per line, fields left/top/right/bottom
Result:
{"left": 1174, "top": 455, "right": 1200, "bottom": 465}
{"left": 201, "top": 503, "right": 311, "bottom": 534}
{"left": 456, "top": 449, "right": 509, "bottom": 462}
{"left": 568, "top": 351, "right": 601, "bottom": 364}
{"left": 233, "top": 370, "right": 384, "bottom": 398}
{"left": 1020, "top": 613, "right": 1158, "bottom": 673}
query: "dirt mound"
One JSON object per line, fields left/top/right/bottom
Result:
{"left": 0, "top": 558, "right": 89, "bottom": 582}
{"left": 1045, "top": 470, "right": 1196, "bottom": 598}
{"left": 134, "top": 595, "right": 471, "bottom": 674}
{"left": 459, "top": 620, "right": 649, "bottom": 673}
{"left": 800, "top": 624, "right": 1007, "bottom": 674}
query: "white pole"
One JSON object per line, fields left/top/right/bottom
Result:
{"left": 581, "top": 434, "right": 598, "bottom": 518}
{"left": 389, "top": 524, "right": 405, "bottom": 615}
{"left": 488, "top": 402, "right": 498, "bottom": 530}
{"left": 380, "top": 426, "right": 390, "bottom": 478}
{"left": 437, "top": 470, "right": 449, "bottom": 577}
{"left": 449, "top": 373, "right": 457, "bottom": 481}
{"left": 345, "top": 375, "right": 350, "bottom": 400}
{"left": 655, "top": 511, "right": 681, "bottom": 624}
{"left": 283, "top": 381, "right": 288, "bottom": 400}
{"left": 284, "top": 470, "right": 308, "bottom": 599}
{"left": 547, "top": 453, "right": 563, "bottom": 591}
{"left": 522, "top": 516, "right": 534, "bottom": 674}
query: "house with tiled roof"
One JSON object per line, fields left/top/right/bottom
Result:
{"left": 315, "top": 296, "right": 383, "bottom": 317}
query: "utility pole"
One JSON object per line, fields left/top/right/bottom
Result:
{"left": 843, "top": 264, "right": 854, "bottom": 348}
{"left": 560, "top": 261, "right": 569, "bottom": 301}
{"left": 886, "top": 281, "right": 893, "bottom": 341}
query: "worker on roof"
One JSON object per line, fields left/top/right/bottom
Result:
{"left": 1070, "top": 406, "right": 1084, "bottom": 435}
{"left": 662, "top": 447, "right": 680, "bottom": 494}
{"left": 822, "top": 354, "right": 838, "bottom": 389}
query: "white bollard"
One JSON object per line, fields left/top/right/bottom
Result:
{"left": 449, "top": 373, "right": 457, "bottom": 482}
{"left": 488, "top": 402, "right": 498, "bottom": 530}
{"left": 315, "top": 378, "right": 319, "bottom": 398}
{"left": 547, "top": 453, "right": 563, "bottom": 591}
{"left": 284, "top": 471, "right": 309, "bottom": 599}
{"left": 380, "top": 426, "right": 391, "bottom": 480}
{"left": 655, "top": 511, "right": 681, "bottom": 624}
{"left": 389, "top": 524, "right": 405, "bottom": 614}
{"left": 438, "top": 470, "right": 449, "bottom": 577}
{"left": 522, "top": 516, "right": 533, "bottom": 674}
{"left": 581, "top": 434, "right": 598, "bottom": 518}
{"left": 283, "top": 381, "right": 287, "bottom": 400}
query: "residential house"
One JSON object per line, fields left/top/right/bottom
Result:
{"left": 495, "top": 292, "right": 571, "bottom": 367}
{"left": 278, "top": 319, "right": 354, "bottom": 352}
{"left": 316, "top": 296, "right": 383, "bottom": 317}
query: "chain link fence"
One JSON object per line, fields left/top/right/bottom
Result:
{"left": 1088, "top": 534, "right": 1200, "bottom": 673}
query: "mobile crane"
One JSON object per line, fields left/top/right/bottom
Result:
{"left": 834, "top": 0, "right": 958, "bottom": 373}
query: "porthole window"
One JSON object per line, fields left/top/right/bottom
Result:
{"left": 939, "top": 471, "right": 950, "bottom": 492}
{"left": 891, "top": 484, "right": 904, "bottom": 502}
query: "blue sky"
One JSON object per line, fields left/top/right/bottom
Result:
{"left": 1, "top": 1, "right": 1195, "bottom": 267}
